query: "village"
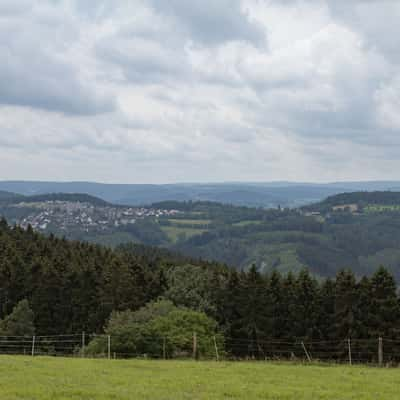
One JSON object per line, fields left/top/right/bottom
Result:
{"left": 15, "top": 200, "right": 181, "bottom": 233}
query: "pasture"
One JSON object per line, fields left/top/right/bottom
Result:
{"left": 161, "top": 225, "right": 208, "bottom": 242}
{"left": 0, "top": 356, "right": 398, "bottom": 399}
{"left": 364, "top": 204, "right": 400, "bottom": 213}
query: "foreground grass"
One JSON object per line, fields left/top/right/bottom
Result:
{"left": 0, "top": 356, "right": 399, "bottom": 399}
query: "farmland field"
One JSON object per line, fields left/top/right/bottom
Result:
{"left": 232, "top": 220, "right": 262, "bottom": 227}
{"left": 0, "top": 356, "right": 399, "bottom": 400}
{"left": 167, "top": 218, "right": 212, "bottom": 226}
{"left": 364, "top": 204, "right": 400, "bottom": 213}
{"left": 161, "top": 225, "right": 208, "bottom": 243}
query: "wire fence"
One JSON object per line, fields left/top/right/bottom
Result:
{"left": 1, "top": 334, "right": 400, "bottom": 366}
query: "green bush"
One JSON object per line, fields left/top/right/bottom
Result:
{"left": 0, "top": 299, "right": 35, "bottom": 337}
{"left": 86, "top": 300, "right": 224, "bottom": 358}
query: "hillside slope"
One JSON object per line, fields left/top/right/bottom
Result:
{"left": 167, "top": 195, "right": 400, "bottom": 279}
{"left": 4, "top": 180, "right": 400, "bottom": 208}
{"left": 4, "top": 191, "right": 400, "bottom": 279}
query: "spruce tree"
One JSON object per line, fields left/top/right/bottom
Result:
{"left": 334, "top": 269, "right": 358, "bottom": 340}
{"left": 369, "top": 266, "right": 400, "bottom": 339}
{"left": 220, "top": 270, "right": 244, "bottom": 356}
{"left": 239, "top": 265, "right": 268, "bottom": 358}
{"left": 265, "top": 270, "right": 284, "bottom": 338}
{"left": 317, "top": 278, "right": 336, "bottom": 340}
{"left": 293, "top": 269, "right": 319, "bottom": 340}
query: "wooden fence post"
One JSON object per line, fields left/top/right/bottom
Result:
{"left": 378, "top": 337, "right": 383, "bottom": 367}
{"left": 213, "top": 336, "right": 219, "bottom": 362}
{"left": 193, "top": 332, "right": 198, "bottom": 360}
{"left": 82, "top": 332, "right": 85, "bottom": 358}
{"left": 347, "top": 338, "right": 352, "bottom": 365}
{"left": 108, "top": 335, "right": 111, "bottom": 360}
{"left": 163, "top": 337, "right": 166, "bottom": 360}
{"left": 31, "top": 335, "right": 35, "bottom": 357}
{"left": 301, "top": 341, "right": 312, "bottom": 362}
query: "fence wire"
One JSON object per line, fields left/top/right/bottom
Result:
{"left": 0, "top": 334, "right": 398, "bottom": 366}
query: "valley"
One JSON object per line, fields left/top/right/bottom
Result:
{"left": 3, "top": 190, "right": 400, "bottom": 279}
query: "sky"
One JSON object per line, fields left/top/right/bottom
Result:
{"left": 1, "top": 0, "right": 400, "bottom": 184}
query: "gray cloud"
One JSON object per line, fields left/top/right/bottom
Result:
{"left": 0, "top": 1, "right": 115, "bottom": 115}
{"left": 148, "top": 0, "right": 265, "bottom": 45}
{"left": 1, "top": 0, "right": 400, "bottom": 183}
{"left": 327, "top": 0, "right": 400, "bottom": 63}
{"left": 96, "top": 36, "right": 188, "bottom": 84}
{"left": 0, "top": 0, "right": 32, "bottom": 16}
{"left": 0, "top": 50, "right": 115, "bottom": 115}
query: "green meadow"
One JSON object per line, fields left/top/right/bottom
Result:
{"left": 161, "top": 225, "right": 208, "bottom": 243}
{"left": 0, "top": 356, "right": 398, "bottom": 399}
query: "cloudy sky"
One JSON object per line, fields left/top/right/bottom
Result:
{"left": 1, "top": 0, "right": 399, "bottom": 183}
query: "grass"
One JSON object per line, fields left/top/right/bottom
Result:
{"left": 232, "top": 220, "right": 262, "bottom": 227}
{"left": 0, "top": 357, "right": 399, "bottom": 400}
{"left": 161, "top": 226, "right": 208, "bottom": 243}
{"left": 248, "top": 243, "right": 307, "bottom": 275}
{"left": 167, "top": 219, "right": 212, "bottom": 226}
{"left": 364, "top": 204, "right": 400, "bottom": 213}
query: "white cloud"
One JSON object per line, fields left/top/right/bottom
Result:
{"left": 0, "top": 0, "right": 399, "bottom": 183}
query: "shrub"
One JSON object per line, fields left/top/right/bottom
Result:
{"left": 86, "top": 299, "right": 223, "bottom": 358}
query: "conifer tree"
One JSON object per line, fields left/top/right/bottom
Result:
{"left": 356, "top": 275, "right": 372, "bottom": 339}
{"left": 220, "top": 270, "right": 244, "bottom": 355}
{"left": 317, "top": 278, "right": 336, "bottom": 340}
{"left": 369, "top": 266, "right": 400, "bottom": 339}
{"left": 281, "top": 271, "right": 298, "bottom": 340}
{"left": 239, "top": 265, "right": 268, "bottom": 357}
{"left": 292, "top": 269, "right": 319, "bottom": 340}
{"left": 335, "top": 269, "right": 358, "bottom": 339}
{"left": 264, "top": 270, "right": 284, "bottom": 338}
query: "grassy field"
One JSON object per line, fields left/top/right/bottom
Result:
{"left": 232, "top": 220, "right": 263, "bottom": 227}
{"left": 167, "top": 218, "right": 212, "bottom": 226}
{"left": 161, "top": 226, "right": 207, "bottom": 243}
{"left": 0, "top": 357, "right": 399, "bottom": 399}
{"left": 364, "top": 204, "right": 400, "bottom": 213}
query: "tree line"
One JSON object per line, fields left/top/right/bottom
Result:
{"left": 1, "top": 218, "right": 400, "bottom": 359}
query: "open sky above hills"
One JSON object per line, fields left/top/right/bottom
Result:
{"left": 1, "top": 0, "right": 399, "bottom": 183}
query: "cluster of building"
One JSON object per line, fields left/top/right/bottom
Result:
{"left": 16, "top": 201, "right": 180, "bottom": 233}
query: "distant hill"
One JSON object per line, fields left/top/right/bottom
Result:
{"left": 0, "top": 190, "right": 24, "bottom": 203}
{"left": 0, "top": 218, "right": 224, "bottom": 335}
{"left": 304, "top": 191, "right": 400, "bottom": 213}
{"left": 2, "top": 180, "right": 400, "bottom": 208}
{"left": 5, "top": 188, "right": 400, "bottom": 281}
{"left": 19, "top": 192, "right": 111, "bottom": 207}
{"left": 167, "top": 196, "right": 400, "bottom": 280}
{"left": 0, "top": 191, "right": 110, "bottom": 207}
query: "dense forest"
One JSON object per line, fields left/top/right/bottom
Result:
{"left": 1, "top": 218, "right": 400, "bottom": 360}
{"left": 164, "top": 194, "right": 400, "bottom": 279}
{"left": 302, "top": 191, "right": 400, "bottom": 213}
{"left": 5, "top": 191, "right": 400, "bottom": 280}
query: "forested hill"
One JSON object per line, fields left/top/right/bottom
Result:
{"left": 1, "top": 217, "right": 400, "bottom": 353}
{"left": 303, "top": 191, "right": 400, "bottom": 213}
{"left": 153, "top": 194, "right": 400, "bottom": 280}
{"left": 4, "top": 180, "right": 400, "bottom": 208}
{"left": 0, "top": 218, "right": 226, "bottom": 335}
{"left": 0, "top": 191, "right": 110, "bottom": 206}
{"left": 6, "top": 191, "right": 400, "bottom": 280}
{"left": 0, "top": 190, "right": 24, "bottom": 203}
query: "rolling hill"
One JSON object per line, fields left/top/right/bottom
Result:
{"left": 0, "top": 192, "right": 111, "bottom": 207}
{"left": 3, "top": 190, "right": 400, "bottom": 279}
{"left": 3, "top": 180, "right": 400, "bottom": 208}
